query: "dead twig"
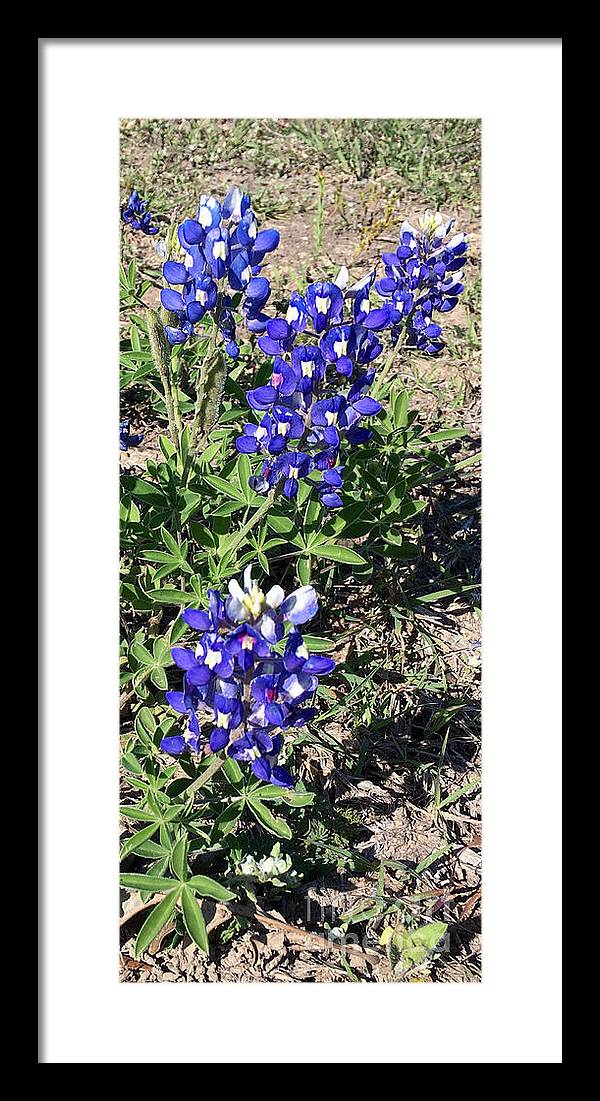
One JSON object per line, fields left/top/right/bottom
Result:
{"left": 120, "top": 891, "right": 382, "bottom": 964}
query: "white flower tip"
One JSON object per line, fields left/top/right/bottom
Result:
{"left": 334, "top": 265, "right": 349, "bottom": 290}
{"left": 265, "top": 585, "right": 285, "bottom": 610}
{"left": 228, "top": 578, "right": 246, "bottom": 603}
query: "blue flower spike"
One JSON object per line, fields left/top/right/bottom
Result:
{"left": 159, "top": 186, "right": 280, "bottom": 354}
{"left": 233, "top": 209, "right": 465, "bottom": 512}
{"left": 160, "top": 567, "right": 335, "bottom": 789}
{"left": 121, "top": 190, "right": 159, "bottom": 235}
{"left": 119, "top": 419, "right": 143, "bottom": 451}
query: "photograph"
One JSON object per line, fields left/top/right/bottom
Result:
{"left": 118, "top": 117, "right": 482, "bottom": 984}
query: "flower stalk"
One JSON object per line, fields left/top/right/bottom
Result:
{"left": 146, "top": 308, "right": 181, "bottom": 459}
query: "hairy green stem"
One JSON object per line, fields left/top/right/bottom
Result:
{"left": 181, "top": 303, "right": 222, "bottom": 486}
{"left": 224, "top": 490, "right": 276, "bottom": 559}
{"left": 373, "top": 347, "right": 399, "bottom": 399}
{"left": 146, "top": 308, "right": 180, "bottom": 458}
{"left": 185, "top": 752, "right": 226, "bottom": 796}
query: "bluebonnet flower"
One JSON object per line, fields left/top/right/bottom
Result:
{"left": 234, "top": 211, "right": 465, "bottom": 510}
{"left": 171, "top": 633, "right": 234, "bottom": 686}
{"left": 222, "top": 186, "right": 251, "bottom": 222}
{"left": 245, "top": 356, "right": 298, "bottom": 410}
{"left": 236, "top": 270, "right": 384, "bottom": 509}
{"left": 318, "top": 466, "right": 344, "bottom": 509}
{"left": 286, "top": 291, "right": 309, "bottom": 333}
{"left": 277, "top": 450, "right": 311, "bottom": 500}
{"left": 347, "top": 270, "right": 376, "bottom": 324}
{"left": 235, "top": 407, "right": 304, "bottom": 455}
{"left": 163, "top": 680, "right": 206, "bottom": 755}
{"left": 159, "top": 186, "right": 280, "bottom": 353}
{"left": 290, "top": 345, "right": 326, "bottom": 397}
{"left": 365, "top": 210, "right": 468, "bottom": 354}
{"left": 182, "top": 589, "right": 228, "bottom": 633}
{"left": 121, "top": 190, "right": 159, "bottom": 235}
{"left": 242, "top": 276, "right": 272, "bottom": 334}
{"left": 305, "top": 281, "right": 344, "bottom": 334}
{"left": 210, "top": 693, "right": 245, "bottom": 752}
{"left": 160, "top": 567, "right": 334, "bottom": 788}
{"left": 227, "top": 624, "right": 272, "bottom": 674}
{"left": 283, "top": 630, "right": 336, "bottom": 676}
{"left": 248, "top": 665, "right": 317, "bottom": 730}
{"left": 205, "top": 226, "right": 231, "bottom": 280}
{"left": 309, "top": 394, "right": 382, "bottom": 448}
{"left": 228, "top": 731, "right": 292, "bottom": 787}
{"left": 320, "top": 324, "right": 357, "bottom": 377}
{"left": 225, "top": 565, "right": 317, "bottom": 638}
{"left": 197, "top": 194, "right": 221, "bottom": 231}
{"left": 258, "top": 318, "right": 296, "bottom": 356}
{"left": 119, "top": 419, "right": 143, "bottom": 451}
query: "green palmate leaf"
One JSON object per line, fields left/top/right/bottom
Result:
{"left": 162, "top": 803, "right": 185, "bottom": 823}
{"left": 169, "top": 616, "right": 189, "bottom": 645}
{"left": 120, "top": 497, "right": 140, "bottom": 524}
{"left": 186, "top": 875, "right": 236, "bottom": 901}
{"left": 236, "top": 453, "right": 252, "bottom": 493}
{"left": 181, "top": 886, "right": 209, "bottom": 954}
{"left": 266, "top": 514, "right": 297, "bottom": 535}
{"left": 302, "top": 634, "right": 336, "bottom": 652}
{"left": 295, "top": 478, "right": 313, "bottom": 507}
{"left": 427, "top": 429, "right": 468, "bottom": 442}
{"left": 197, "top": 439, "right": 224, "bottom": 470}
{"left": 135, "top": 887, "right": 182, "bottom": 958}
{"left": 139, "top": 550, "right": 180, "bottom": 566}
{"left": 150, "top": 666, "right": 168, "bottom": 690}
{"left": 130, "top": 641, "right": 154, "bottom": 666}
{"left": 212, "top": 801, "right": 244, "bottom": 838}
{"left": 159, "top": 435, "right": 177, "bottom": 460}
{"left": 170, "top": 836, "right": 189, "bottom": 880}
{"left": 393, "top": 389, "right": 409, "bottom": 428}
{"left": 253, "top": 784, "right": 315, "bottom": 807}
{"left": 179, "top": 426, "right": 191, "bottom": 467}
{"left": 304, "top": 498, "right": 321, "bottom": 526}
{"left": 221, "top": 757, "right": 244, "bottom": 785}
{"left": 203, "top": 475, "right": 245, "bottom": 502}
{"left": 120, "top": 873, "right": 176, "bottom": 893}
{"left": 120, "top": 757, "right": 146, "bottom": 783}
{"left": 179, "top": 491, "right": 203, "bottom": 524}
{"left": 133, "top": 839, "right": 167, "bottom": 859}
{"left": 188, "top": 522, "right": 215, "bottom": 549}
{"left": 312, "top": 543, "right": 367, "bottom": 566}
{"left": 280, "top": 790, "right": 315, "bottom": 807}
{"left": 145, "top": 587, "right": 196, "bottom": 606}
{"left": 119, "top": 806, "right": 157, "bottom": 822}
{"left": 137, "top": 706, "right": 157, "bottom": 734}
{"left": 121, "top": 477, "right": 166, "bottom": 507}
{"left": 247, "top": 798, "right": 293, "bottom": 839}
{"left": 153, "top": 636, "right": 171, "bottom": 662}
{"left": 296, "top": 555, "right": 311, "bottom": 585}
{"left": 396, "top": 499, "right": 428, "bottom": 520}
{"left": 120, "top": 821, "right": 160, "bottom": 859}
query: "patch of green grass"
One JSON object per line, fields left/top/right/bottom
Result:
{"left": 289, "top": 118, "right": 481, "bottom": 203}
{"left": 120, "top": 117, "right": 481, "bottom": 225}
